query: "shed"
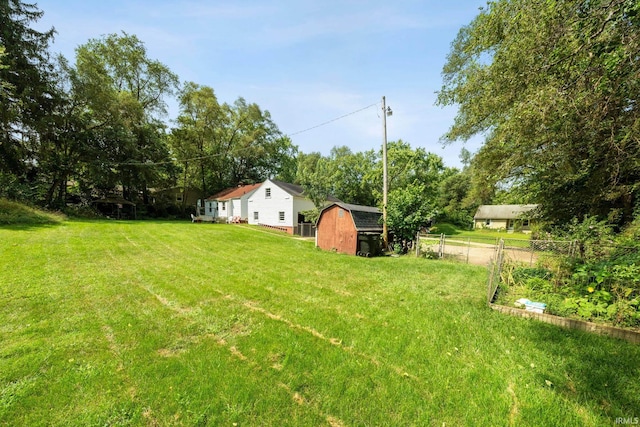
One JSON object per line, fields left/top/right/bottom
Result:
{"left": 473, "top": 204, "right": 538, "bottom": 232}
{"left": 93, "top": 197, "right": 137, "bottom": 219}
{"left": 316, "top": 202, "right": 383, "bottom": 256}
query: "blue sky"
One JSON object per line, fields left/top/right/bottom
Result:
{"left": 35, "top": 0, "right": 486, "bottom": 168}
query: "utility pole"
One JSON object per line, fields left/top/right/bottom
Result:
{"left": 382, "top": 96, "right": 391, "bottom": 250}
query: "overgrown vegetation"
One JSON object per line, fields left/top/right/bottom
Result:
{"left": 0, "top": 198, "right": 65, "bottom": 225}
{"left": 497, "top": 216, "right": 640, "bottom": 329}
{"left": 438, "top": 0, "right": 640, "bottom": 227}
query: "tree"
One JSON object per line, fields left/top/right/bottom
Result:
{"left": 437, "top": 167, "right": 473, "bottom": 228}
{"left": 171, "top": 84, "right": 297, "bottom": 199}
{"left": 295, "top": 147, "right": 378, "bottom": 208}
{"left": 380, "top": 140, "right": 444, "bottom": 200}
{"left": 437, "top": 0, "right": 640, "bottom": 227}
{"left": 387, "top": 183, "right": 436, "bottom": 251}
{"left": 73, "top": 32, "right": 179, "bottom": 202}
{"left": 294, "top": 152, "right": 332, "bottom": 222}
{"left": 36, "top": 56, "right": 94, "bottom": 207}
{"left": 458, "top": 147, "right": 472, "bottom": 169}
{"left": 371, "top": 140, "right": 445, "bottom": 248}
{"left": 327, "top": 146, "right": 378, "bottom": 206}
{"left": 224, "top": 98, "right": 296, "bottom": 187}
{"left": 0, "top": 0, "right": 56, "bottom": 198}
{"left": 171, "top": 82, "right": 222, "bottom": 203}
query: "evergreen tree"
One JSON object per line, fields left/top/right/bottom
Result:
{"left": 0, "top": 0, "right": 56, "bottom": 197}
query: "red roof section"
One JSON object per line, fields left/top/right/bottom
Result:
{"left": 206, "top": 183, "right": 261, "bottom": 201}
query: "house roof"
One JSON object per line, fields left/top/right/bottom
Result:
{"left": 270, "top": 179, "right": 341, "bottom": 202}
{"left": 207, "top": 183, "right": 261, "bottom": 201}
{"left": 474, "top": 204, "right": 539, "bottom": 220}
{"left": 321, "top": 202, "right": 383, "bottom": 232}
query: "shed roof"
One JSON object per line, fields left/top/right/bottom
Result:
{"left": 322, "top": 202, "right": 383, "bottom": 232}
{"left": 474, "top": 204, "right": 538, "bottom": 220}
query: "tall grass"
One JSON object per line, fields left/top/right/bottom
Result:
{"left": 0, "top": 198, "right": 65, "bottom": 225}
{"left": 1, "top": 221, "right": 638, "bottom": 426}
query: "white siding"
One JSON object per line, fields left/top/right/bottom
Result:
{"left": 203, "top": 200, "right": 217, "bottom": 218}
{"left": 217, "top": 200, "right": 229, "bottom": 221}
{"left": 248, "top": 180, "right": 294, "bottom": 227}
{"left": 245, "top": 179, "right": 319, "bottom": 229}
{"left": 292, "top": 197, "right": 316, "bottom": 224}
{"left": 231, "top": 199, "right": 241, "bottom": 219}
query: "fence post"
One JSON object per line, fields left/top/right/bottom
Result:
{"left": 416, "top": 232, "right": 420, "bottom": 257}
{"left": 439, "top": 234, "right": 445, "bottom": 258}
{"left": 530, "top": 242, "right": 535, "bottom": 266}
{"left": 466, "top": 237, "right": 471, "bottom": 264}
{"left": 487, "top": 238, "right": 505, "bottom": 304}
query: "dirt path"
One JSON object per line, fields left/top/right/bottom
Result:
{"left": 421, "top": 242, "right": 537, "bottom": 266}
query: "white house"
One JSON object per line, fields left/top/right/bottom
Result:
{"left": 202, "top": 183, "right": 261, "bottom": 222}
{"left": 473, "top": 204, "right": 539, "bottom": 232}
{"left": 247, "top": 179, "right": 337, "bottom": 234}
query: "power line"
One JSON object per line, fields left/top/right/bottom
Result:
{"left": 287, "top": 102, "right": 379, "bottom": 137}
{"left": 101, "top": 101, "right": 381, "bottom": 167}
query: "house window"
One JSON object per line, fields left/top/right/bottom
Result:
{"left": 338, "top": 209, "right": 344, "bottom": 218}
{"left": 485, "top": 219, "right": 491, "bottom": 226}
{"left": 522, "top": 219, "right": 530, "bottom": 227}
{"left": 279, "top": 211, "right": 285, "bottom": 222}
{"left": 222, "top": 202, "right": 226, "bottom": 211}
{"left": 265, "top": 188, "right": 271, "bottom": 198}
{"left": 254, "top": 211, "right": 259, "bottom": 221}
{"left": 208, "top": 205, "right": 213, "bottom": 213}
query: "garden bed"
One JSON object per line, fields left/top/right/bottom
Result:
{"left": 490, "top": 256, "right": 640, "bottom": 343}
{"left": 489, "top": 303, "right": 640, "bottom": 344}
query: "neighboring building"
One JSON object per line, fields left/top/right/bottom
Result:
{"left": 93, "top": 197, "right": 137, "bottom": 219}
{"left": 473, "top": 204, "right": 538, "bottom": 232}
{"left": 247, "top": 179, "right": 337, "bottom": 234}
{"left": 316, "top": 202, "right": 383, "bottom": 256}
{"left": 203, "top": 183, "right": 261, "bottom": 222}
{"left": 152, "top": 186, "right": 201, "bottom": 208}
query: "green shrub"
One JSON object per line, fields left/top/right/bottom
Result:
{"left": 512, "top": 266, "right": 551, "bottom": 284}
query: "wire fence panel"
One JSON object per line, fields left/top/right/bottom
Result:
{"left": 417, "top": 234, "right": 577, "bottom": 267}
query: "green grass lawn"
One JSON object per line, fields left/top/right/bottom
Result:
{"left": 1, "top": 220, "right": 639, "bottom": 426}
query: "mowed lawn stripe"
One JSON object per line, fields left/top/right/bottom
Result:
{"left": 1, "top": 220, "right": 639, "bottom": 426}
{"left": 103, "top": 224, "right": 438, "bottom": 423}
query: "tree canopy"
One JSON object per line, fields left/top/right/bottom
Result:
{"left": 437, "top": 0, "right": 640, "bottom": 226}
{"left": 0, "top": 0, "right": 473, "bottom": 232}
{"left": 171, "top": 83, "right": 297, "bottom": 199}
{"left": 0, "top": 0, "right": 56, "bottom": 195}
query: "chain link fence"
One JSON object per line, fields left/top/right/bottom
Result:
{"left": 485, "top": 237, "right": 579, "bottom": 304}
{"left": 417, "top": 233, "right": 578, "bottom": 267}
